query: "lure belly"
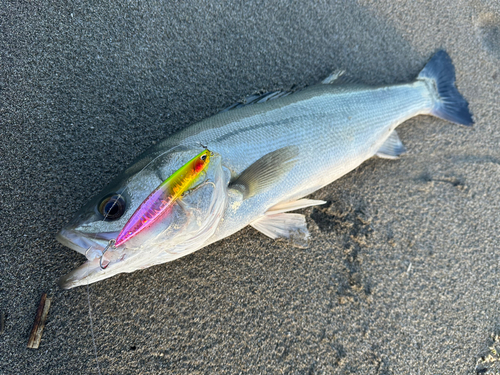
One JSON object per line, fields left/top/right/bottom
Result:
{"left": 114, "top": 150, "right": 211, "bottom": 247}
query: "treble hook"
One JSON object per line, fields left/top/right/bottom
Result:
{"left": 99, "top": 239, "right": 115, "bottom": 269}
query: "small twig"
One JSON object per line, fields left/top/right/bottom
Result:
{"left": 0, "top": 311, "right": 4, "bottom": 334}
{"left": 27, "top": 293, "right": 52, "bottom": 349}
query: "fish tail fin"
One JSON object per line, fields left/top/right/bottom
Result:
{"left": 418, "top": 50, "right": 474, "bottom": 126}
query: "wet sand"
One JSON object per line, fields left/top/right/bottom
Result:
{"left": 2, "top": 1, "right": 500, "bottom": 373}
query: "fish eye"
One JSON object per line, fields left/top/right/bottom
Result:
{"left": 98, "top": 194, "right": 126, "bottom": 221}
{"left": 200, "top": 154, "right": 207, "bottom": 161}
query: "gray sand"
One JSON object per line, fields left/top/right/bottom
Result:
{"left": 2, "top": 1, "right": 500, "bottom": 374}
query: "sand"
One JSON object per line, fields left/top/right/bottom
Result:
{"left": 2, "top": 0, "right": 500, "bottom": 373}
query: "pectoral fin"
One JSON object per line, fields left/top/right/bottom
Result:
{"left": 229, "top": 146, "right": 298, "bottom": 199}
{"left": 376, "top": 130, "right": 406, "bottom": 159}
{"left": 250, "top": 213, "right": 310, "bottom": 248}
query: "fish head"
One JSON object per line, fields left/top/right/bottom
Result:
{"left": 57, "top": 146, "right": 229, "bottom": 289}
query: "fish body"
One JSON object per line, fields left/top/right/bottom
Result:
{"left": 57, "top": 51, "right": 473, "bottom": 288}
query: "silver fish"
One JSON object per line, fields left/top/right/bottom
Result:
{"left": 58, "top": 50, "right": 473, "bottom": 288}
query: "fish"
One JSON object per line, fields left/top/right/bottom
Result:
{"left": 57, "top": 50, "right": 473, "bottom": 289}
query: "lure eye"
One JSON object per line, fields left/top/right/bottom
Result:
{"left": 98, "top": 194, "right": 126, "bottom": 221}
{"left": 200, "top": 153, "right": 207, "bottom": 161}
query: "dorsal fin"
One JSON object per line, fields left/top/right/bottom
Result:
{"left": 220, "top": 90, "right": 294, "bottom": 112}
{"left": 220, "top": 70, "right": 364, "bottom": 114}
{"left": 321, "top": 70, "right": 346, "bottom": 84}
{"left": 322, "top": 70, "right": 365, "bottom": 86}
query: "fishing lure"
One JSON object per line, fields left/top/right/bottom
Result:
{"left": 114, "top": 149, "right": 211, "bottom": 247}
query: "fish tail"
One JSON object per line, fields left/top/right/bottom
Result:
{"left": 418, "top": 50, "right": 474, "bottom": 126}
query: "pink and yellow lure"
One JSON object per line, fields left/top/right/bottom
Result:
{"left": 114, "top": 149, "right": 211, "bottom": 247}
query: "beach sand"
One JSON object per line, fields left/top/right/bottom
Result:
{"left": 2, "top": 0, "right": 500, "bottom": 373}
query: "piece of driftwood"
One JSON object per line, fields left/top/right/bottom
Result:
{"left": 27, "top": 293, "right": 51, "bottom": 349}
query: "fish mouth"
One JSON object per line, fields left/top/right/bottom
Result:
{"left": 56, "top": 228, "right": 117, "bottom": 256}
{"left": 57, "top": 228, "right": 129, "bottom": 289}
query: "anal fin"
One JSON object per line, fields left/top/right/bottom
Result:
{"left": 376, "top": 130, "right": 406, "bottom": 159}
{"left": 250, "top": 213, "right": 310, "bottom": 248}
